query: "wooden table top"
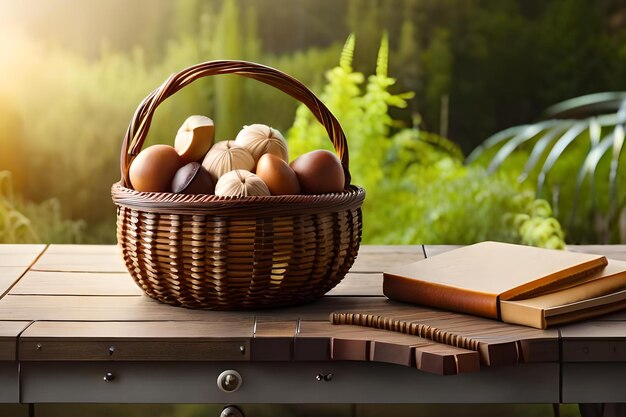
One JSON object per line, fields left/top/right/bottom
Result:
{"left": 0, "top": 244, "right": 625, "bottom": 376}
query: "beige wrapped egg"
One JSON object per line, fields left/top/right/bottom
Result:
{"left": 174, "top": 115, "right": 214, "bottom": 164}
{"left": 235, "top": 124, "right": 288, "bottom": 163}
{"left": 201, "top": 140, "right": 255, "bottom": 183}
{"left": 215, "top": 170, "right": 271, "bottom": 197}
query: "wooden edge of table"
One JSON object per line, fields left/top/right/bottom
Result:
{"left": 18, "top": 320, "right": 255, "bottom": 362}
{"left": 559, "top": 319, "right": 626, "bottom": 362}
{"left": 296, "top": 321, "right": 480, "bottom": 376}
{"left": 0, "top": 321, "right": 34, "bottom": 361}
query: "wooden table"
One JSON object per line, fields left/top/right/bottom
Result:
{"left": 0, "top": 244, "right": 625, "bottom": 417}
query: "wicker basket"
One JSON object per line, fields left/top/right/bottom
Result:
{"left": 111, "top": 60, "right": 365, "bottom": 310}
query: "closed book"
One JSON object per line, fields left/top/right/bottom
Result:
{"left": 500, "top": 259, "right": 626, "bottom": 328}
{"left": 383, "top": 241, "right": 608, "bottom": 319}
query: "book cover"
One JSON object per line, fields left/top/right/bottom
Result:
{"left": 383, "top": 241, "right": 608, "bottom": 319}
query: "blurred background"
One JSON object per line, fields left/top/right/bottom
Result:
{"left": 2, "top": 0, "right": 626, "bottom": 246}
{"left": 1, "top": 2, "right": 625, "bottom": 416}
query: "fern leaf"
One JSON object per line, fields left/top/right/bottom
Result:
{"left": 376, "top": 31, "right": 389, "bottom": 78}
{"left": 340, "top": 33, "right": 356, "bottom": 71}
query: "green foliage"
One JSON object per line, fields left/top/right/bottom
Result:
{"left": 288, "top": 34, "right": 413, "bottom": 192}
{"left": 0, "top": 171, "right": 84, "bottom": 244}
{"left": 469, "top": 94, "right": 626, "bottom": 244}
{"left": 0, "top": 2, "right": 342, "bottom": 242}
{"left": 373, "top": 128, "right": 565, "bottom": 248}
{"left": 288, "top": 35, "right": 565, "bottom": 248}
{"left": 213, "top": 0, "right": 243, "bottom": 138}
{"left": 2, "top": 0, "right": 614, "bottom": 245}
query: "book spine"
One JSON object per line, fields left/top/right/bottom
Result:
{"left": 383, "top": 274, "right": 499, "bottom": 319}
{"left": 499, "top": 301, "right": 546, "bottom": 329}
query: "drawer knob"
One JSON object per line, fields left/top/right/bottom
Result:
{"left": 217, "top": 370, "right": 242, "bottom": 393}
{"left": 220, "top": 405, "right": 244, "bottom": 417}
{"left": 103, "top": 372, "right": 115, "bottom": 382}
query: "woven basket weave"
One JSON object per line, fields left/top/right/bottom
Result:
{"left": 111, "top": 60, "right": 365, "bottom": 310}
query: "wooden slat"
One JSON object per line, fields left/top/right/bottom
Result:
{"left": 349, "top": 246, "right": 425, "bottom": 273}
{"left": 296, "top": 321, "right": 479, "bottom": 375}
{"left": 0, "top": 266, "right": 29, "bottom": 298}
{"left": 567, "top": 245, "right": 626, "bottom": 261}
{"left": 359, "top": 245, "right": 425, "bottom": 254}
{"left": 413, "top": 344, "right": 479, "bottom": 375}
{"left": 251, "top": 320, "right": 297, "bottom": 361}
{"left": 31, "top": 245, "right": 125, "bottom": 273}
{"left": 19, "top": 321, "right": 253, "bottom": 361}
{"left": 9, "top": 271, "right": 141, "bottom": 296}
{"left": 0, "top": 244, "right": 46, "bottom": 267}
{"left": 44, "top": 245, "right": 122, "bottom": 255}
{"left": 20, "top": 320, "right": 252, "bottom": 338}
{"left": 0, "top": 245, "right": 46, "bottom": 300}
{"left": 0, "top": 321, "right": 33, "bottom": 361}
{"left": 329, "top": 308, "right": 559, "bottom": 366}
{"left": 326, "top": 273, "right": 383, "bottom": 296}
{"left": 425, "top": 245, "right": 626, "bottom": 260}
{"left": 0, "top": 295, "right": 251, "bottom": 321}
{"left": 423, "top": 245, "right": 462, "bottom": 258}
{"left": 0, "top": 295, "right": 409, "bottom": 324}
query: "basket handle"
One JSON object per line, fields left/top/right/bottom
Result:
{"left": 120, "top": 60, "right": 351, "bottom": 188}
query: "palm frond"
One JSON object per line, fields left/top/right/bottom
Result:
{"left": 537, "top": 121, "right": 588, "bottom": 195}
{"left": 518, "top": 122, "right": 574, "bottom": 182}
{"left": 609, "top": 124, "right": 625, "bottom": 222}
{"left": 487, "top": 121, "right": 558, "bottom": 174}
{"left": 569, "top": 132, "right": 615, "bottom": 227}
{"left": 474, "top": 92, "right": 626, "bottom": 243}
{"left": 466, "top": 125, "right": 526, "bottom": 163}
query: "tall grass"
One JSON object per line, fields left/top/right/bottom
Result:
{"left": 0, "top": 171, "right": 84, "bottom": 244}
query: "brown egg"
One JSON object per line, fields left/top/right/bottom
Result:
{"left": 290, "top": 150, "right": 345, "bottom": 194}
{"left": 129, "top": 145, "right": 183, "bottom": 192}
{"left": 256, "top": 154, "right": 300, "bottom": 195}
{"left": 171, "top": 162, "right": 215, "bottom": 194}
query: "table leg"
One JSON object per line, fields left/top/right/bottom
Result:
{"left": 579, "top": 404, "right": 626, "bottom": 417}
{"left": 220, "top": 405, "right": 244, "bottom": 417}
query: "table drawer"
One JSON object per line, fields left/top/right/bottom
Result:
{"left": 0, "top": 362, "right": 19, "bottom": 403}
{"left": 20, "top": 361, "right": 559, "bottom": 404}
{"left": 563, "top": 363, "right": 626, "bottom": 403}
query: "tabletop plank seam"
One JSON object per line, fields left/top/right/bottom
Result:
{"left": 14, "top": 320, "right": 35, "bottom": 362}
{"left": 0, "top": 245, "right": 49, "bottom": 300}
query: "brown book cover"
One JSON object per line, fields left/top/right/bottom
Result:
{"left": 383, "top": 241, "right": 608, "bottom": 319}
